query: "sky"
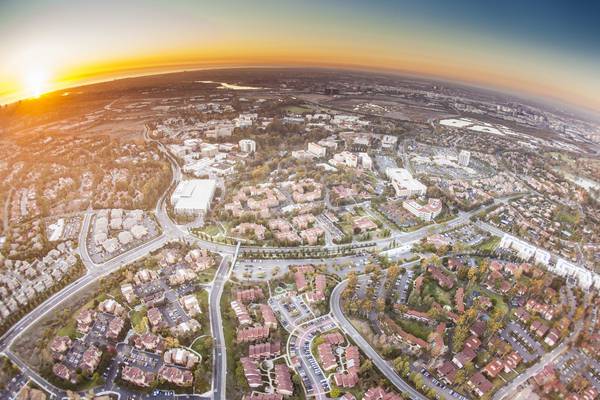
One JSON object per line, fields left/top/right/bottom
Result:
{"left": 0, "top": 0, "right": 599, "bottom": 111}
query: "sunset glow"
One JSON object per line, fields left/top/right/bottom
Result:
{"left": 0, "top": 0, "right": 599, "bottom": 110}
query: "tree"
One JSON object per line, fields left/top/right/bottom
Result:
{"left": 376, "top": 298, "right": 386, "bottom": 314}
{"left": 359, "top": 359, "right": 373, "bottom": 375}
{"left": 329, "top": 385, "right": 341, "bottom": 398}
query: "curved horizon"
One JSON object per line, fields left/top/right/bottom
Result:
{"left": 1, "top": 0, "right": 599, "bottom": 112}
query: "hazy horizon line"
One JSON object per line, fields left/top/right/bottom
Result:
{"left": 3, "top": 62, "right": 599, "bottom": 121}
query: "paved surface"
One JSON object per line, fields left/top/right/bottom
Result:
{"left": 287, "top": 315, "right": 337, "bottom": 398}
{"left": 330, "top": 279, "right": 428, "bottom": 400}
{"left": 493, "top": 292, "right": 587, "bottom": 400}
{"left": 210, "top": 243, "right": 240, "bottom": 400}
{"left": 0, "top": 129, "right": 565, "bottom": 400}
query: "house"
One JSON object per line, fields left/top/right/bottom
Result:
{"left": 172, "top": 319, "right": 201, "bottom": 336}
{"left": 530, "top": 320, "right": 549, "bottom": 338}
{"left": 107, "top": 317, "right": 125, "bottom": 340}
{"left": 249, "top": 341, "right": 281, "bottom": 359}
{"left": 427, "top": 265, "right": 455, "bottom": 289}
{"left": 134, "top": 269, "right": 159, "bottom": 285}
{"left": 292, "top": 213, "right": 315, "bottom": 230}
{"left": 121, "top": 366, "right": 155, "bottom": 387}
{"left": 52, "top": 363, "right": 74, "bottom": 382}
{"left": 324, "top": 332, "right": 345, "bottom": 345}
{"left": 502, "top": 352, "right": 522, "bottom": 372}
{"left": 544, "top": 328, "right": 561, "bottom": 346}
{"left": 306, "top": 274, "right": 327, "bottom": 303}
{"left": 231, "top": 301, "right": 252, "bottom": 325}
{"left": 180, "top": 294, "right": 202, "bottom": 317}
{"left": 132, "top": 332, "right": 165, "bottom": 353}
{"left": 260, "top": 304, "right": 277, "bottom": 329}
{"left": 169, "top": 268, "right": 196, "bottom": 286}
{"left": 363, "top": 387, "right": 403, "bottom": 400}
{"left": 464, "top": 336, "right": 481, "bottom": 351}
{"left": 233, "top": 223, "right": 267, "bottom": 240}
{"left": 274, "top": 364, "right": 293, "bottom": 396}
{"left": 242, "top": 394, "right": 283, "bottom": 400}
{"left": 353, "top": 216, "right": 377, "bottom": 233}
{"left": 455, "top": 287, "right": 465, "bottom": 314}
{"left": 333, "top": 371, "right": 359, "bottom": 388}
{"left": 164, "top": 348, "right": 200, "bottom": 368}
{"left": 158, "top": 366, "right": 193, "bottom": 387}
{"left": 468, "top": 372, "right": 493, "bottom": 397}
{"left": 300, "top": 227, "right": 324, "bottom": 245}
{"left": 430, "top": 323, "right": 447, "bottom": 357}
{"left": 240, "top": 357, "right": 262, "bottom": 388}
{"left": 49, "top": 336, "right": 71, "bottom": 359}
{"left": 345, "top": 346, "right": 360, "bottom": 373}
{"left": 121, "top": 284, "right": 136, "bottom": 304}
{"left": 470, "top": 321, "right": 486, "bottom": 338}
{"left": 79, "top": 346, "right": 102, "bottom": 374}
{"left": 147, "top": 307, "right": 164, "bottom": 328}
{"left": 236, "top": 287, "right": 264, "bottom": 304}
{"left": 447, "top": 258, "right": 464, "bottom": 271}
{"left": 437, "top": 360, "right": 458, "bottom": 385}
{"left": 317, "top": 343, "right": 338, "bottom": 371}
{"left": 453, "top": 348, "right": 476, "bottom": 368}
{"left": 514, "top": 308, "right": 531, "bottom": 324}
{"left": 483, "top": 358, "right": 504, "bottom": 379}
{"left": 76, "top": 309, "right": 96, "bottom": 334}
{"left": 295, "top": 270, "right": 308, "bottom": 292}
{"left": 237, "top": 326, "right": 270, "bottom": 343}
{"left": 381, "top": 316, "right": 429, "bottom": 352}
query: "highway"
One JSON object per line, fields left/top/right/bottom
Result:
{"left": 330, "top": 279, "right": 428, "bottom": 400}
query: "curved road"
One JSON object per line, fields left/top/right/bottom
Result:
{"left": 0, "top": 126, "right": 525, "bottom": 399}
{"left": 330, "top": 279, "right": 428, "bottom": 400}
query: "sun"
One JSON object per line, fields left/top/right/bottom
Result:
{"left": 24, "top": 68, "right": 51, "bottom": 98}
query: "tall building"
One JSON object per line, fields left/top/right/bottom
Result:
{"left": 239, "top": 139, "right": 256, "bottom": 154}
{"left": 458, "top": 150, "right": 471, "bottom": 167}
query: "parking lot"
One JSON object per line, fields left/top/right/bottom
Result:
{"left": 500, "top": 322, "right": 543, "bottom": 363}
{"left": 121, "top": 345, "right": 162, "bottom": 374}
{"left": 289, "top": 315, "right": 337, "bottom": 396}
{"left": 395, "top": 269, "right": 415, "bottom": 305}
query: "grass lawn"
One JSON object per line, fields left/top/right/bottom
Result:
{"left": 56, "top": 318, "right": 78, "bottom": 339}
{"left": 197, "top": 268, "right": 217, "bottom": 283}
{"left": 281, "top": 105, "right": 312, "bottom": 114}
{"left": 467, "top": 285, "right": 509, "bottom": 316}
{"left": 396, "top": 318, "right": 432, "bottom": 341}
{"left": 422, "top": 281, "right": 453, "bottom": 307}
{"left": 201, "top": 224, "right": 222, "bottom": 237}
{"left": 477, "top": 236, "right": 501, "bottom": 252}
{"left": 190, "top": 335, "right": 213, "bottom": 394}
{"left": 130, "top": 306, "right": 148, "bottom": 334}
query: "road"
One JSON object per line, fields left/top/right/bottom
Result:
{"left": 0, "top": 127, "right": 531, "bottom": 400}
{"left": 210, "top": 243, "right": 240, "bottom": 400}
{"left": 492, "top": 291, "right": 587, "bottom": 400}
{"left": 330, "top": 279, "right": 428, "bottom": 400}
{"left": 4, "top": 349, "right": 65, "bottom": 398}
{"left": 287, "top": 316, "right": 337, "bottom": 398}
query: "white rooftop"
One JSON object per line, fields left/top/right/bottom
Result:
{"left": 171, "top": 179, "right": 217, "bottom": 213}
